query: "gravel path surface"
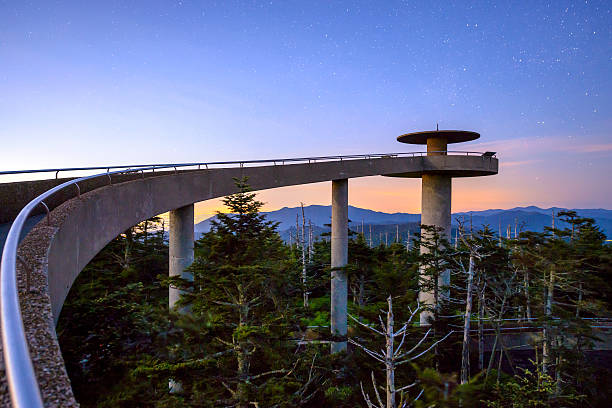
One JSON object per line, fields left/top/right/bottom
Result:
{"left": 0, "top": 198, "right": 82, "bottom": 407}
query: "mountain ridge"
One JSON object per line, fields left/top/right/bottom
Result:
{"left": 195, "top": 205, "right": 612, "bottom": 238}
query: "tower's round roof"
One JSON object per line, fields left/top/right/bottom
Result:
{"left": 397, "top": 130, "right": 480, "bottom": 144}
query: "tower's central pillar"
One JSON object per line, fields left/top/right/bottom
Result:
{"left": 396, "top": 129, "right": 482, "bottom": 325}
{"left": 419, "top": 173, "right": 451, "bottom": 324}
{"left": 427, "top": 136, "right": 448, "bottom": 156}
{"left": 420, "top": 135, "right": 452, "bottom": 323}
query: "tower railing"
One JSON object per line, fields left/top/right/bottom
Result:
{"left": 0, "top": 150, "right": 494, "bottom": 178}
{"left": 0, "top": 150, "right": 493, "bottom": 407}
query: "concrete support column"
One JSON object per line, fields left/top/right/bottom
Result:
{"left": 419, "top": 174, "right": 451, "bottom": 325}
{"left": 331, "top": 179, "right": 348, "bottom": 353}
{"left": 169, "top": 204, "right": 194, "bottom": 313}
{"left": 426, "top": 137, "right": 448, "bottom": 156}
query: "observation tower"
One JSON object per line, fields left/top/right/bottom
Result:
{"left": 392, "top": 128, "right": 496, "bottom": 324}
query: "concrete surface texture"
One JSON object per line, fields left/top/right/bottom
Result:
{"left": 330, "top": 179, "right": 348, "bottom": 353}
{"left": 419, "top": 173, "right": 452, "bottom": 324}
{"left": 169, "top": 204, "right": 195, "bottom": 314}
{"left": 426, "top": 137, "right": 448, "bottom": 155}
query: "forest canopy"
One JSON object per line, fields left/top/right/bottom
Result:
{"left": 58, "top": 181, "right": 612, "bottom": 408}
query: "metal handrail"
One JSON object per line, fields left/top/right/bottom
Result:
{"left": 0, "top": 151, "right": 495, "bottom": 178}
{"left": 0, "top": 150, "right": 495, "bottom": 406}
{"left": 0, "top": 164, "right": 176, "bottom": 407}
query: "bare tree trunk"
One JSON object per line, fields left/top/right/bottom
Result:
{"left": 461, "top": 254, "right": 475, "bottom": 384}
{"left": 524, "top": 269, "right": 531, "bottom": 320}
{"left": 555, "top": 338, "right": 562, "bottom": 396}
{"left": 406, "top": 230, "right": 410, "bottom": 251}
{"left": 386, "top": 296, "right": 395, "bottom": 408}
{"left": 308, "top": 219, "right": 313, "bottom": 263}
{"left": 123, "top": 227, "right": 133, "bottom": 269}
{"left": 434, "top": 258, "right": 440, "bottom": 371}
{"left": 478, "top": 286, "right": 485, "bottom": 371}
{"left": 469, "top": 212, "right": 473, "bottom": 237}
{"left": 543, "top": 264, "right": 554, "bottom": 375}
{"left": 369, "top": 224, "right": 373, "bottom": 248}
{"left": 514, "top": 218, "right": 518, "bottom": 238}
{"left": 358, "top": 275, "right": 365, "bottom": 308}
{"left": 486, "top": 333, "right": 499, "bottom": 378}
{"left": 576, "top": 282, "right": 582, "bottom": 318}
{"left": 301, "top": 203, "right": 308, "bottom": 307}
{"left": 143, "top": 219, "right": 148, "bottom": 247}
{"left": 237, "top": 285, "right": 251, "bottom": 408}
{"left": 544, "top": 210, "right": 555, "bottom": 375}
{"left": 354, "top": 297, "right": 451, "bottom": 408}
{"left": 296, "top": 214, "right": 300, "bottom": 249}
{"left": 486, "top": 278, "right": 512, "bottom": 379}
{"left": 455, "top": 227, "right": 458, "bottom": 249}
{"left": 497, "top": 331, "right": 504, "bottom": 383}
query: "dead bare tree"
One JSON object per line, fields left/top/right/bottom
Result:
{"left": 478, "top": 282, "right": 486, "bottom": 371}
{"left": 301, "top": 203, "right": 308, "bottom": 307}
{"left": 406, "top": 231, "right": 411, "bottom": 252}
{"left": 454, "top": 220, "right": 486, "bottom": 384}
{"left": 542, "top": 210, "right": 556, "bottom": 374}
{"left": 350, "top": 296, "right": 452, "bottom": 408}
{"left": 308, "top": 219, "right": 313, "bottom": 263}
{"left": 458, "top": 247, "right": 476, "bottom": 384}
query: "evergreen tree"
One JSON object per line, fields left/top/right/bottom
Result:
{"left": 170, "top": 178, "right": 308, "bottom": 407}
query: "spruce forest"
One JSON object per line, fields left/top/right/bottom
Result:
{"left": 57, "top": 180, "right": 612, "bottom": 408}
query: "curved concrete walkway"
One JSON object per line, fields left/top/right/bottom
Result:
{"left": 1, "top": 154, "right": 497, "bottom": 406}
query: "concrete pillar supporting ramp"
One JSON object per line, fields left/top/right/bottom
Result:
{"left": 169, "top": 204, "right": 194, "bottom": 313}
{"left": 331, "top": 178, "right": 348, "bottom": 353}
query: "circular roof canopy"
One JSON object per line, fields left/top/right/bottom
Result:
{"left": 397, "top": 130, "right": 480, "bottom": 145}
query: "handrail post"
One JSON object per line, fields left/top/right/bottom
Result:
{"left": 40, "top": 202, "right": 50, "bottom": 225}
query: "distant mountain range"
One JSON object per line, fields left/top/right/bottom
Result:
{"left": 2, "top": 206, "right": 609, "bottom": 257}
{"left": 195, "top": 205, "right": 612, "bottom": 241}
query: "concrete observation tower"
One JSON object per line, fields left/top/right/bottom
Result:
{"left": 393, "top": 129, "right": 494, "bottom": 324}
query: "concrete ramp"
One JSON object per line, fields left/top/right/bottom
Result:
{"left": 0, "top": 154, "right": 497, "bottom": 406}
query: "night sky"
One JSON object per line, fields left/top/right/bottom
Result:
{"left": 1, "top": 1, "right": 610, "bottom": 220}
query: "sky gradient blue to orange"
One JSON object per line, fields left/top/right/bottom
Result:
{"left": 1, "top": 1, "right": 611, "bottom": 222}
